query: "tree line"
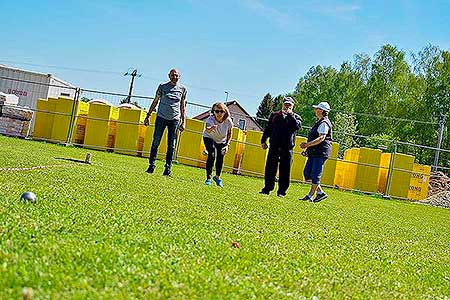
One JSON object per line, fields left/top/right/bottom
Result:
{"left": 256, "top": 44, "right": 450, "bottom": 167}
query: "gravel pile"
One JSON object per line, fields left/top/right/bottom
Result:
{"left": 419, "top": 171, "right": 450, "bottom": 209}
{"left": 428, "top": 171, "right": 450, "bottom": 196}
{"left": 421, "top": 191, "right": 450, "bottom": 209}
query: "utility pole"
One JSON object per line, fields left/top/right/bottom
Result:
{"left": 433, "top": 114, "right": 447, "bottom": 172}
{"left": 225, "top": 91, "right": 229, "bottom": 102}
{"left": 124, "top": 69, "right": 141, "bottom": 103}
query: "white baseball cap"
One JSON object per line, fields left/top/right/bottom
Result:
{"left": 313, "top": 101, "right": 330, "bottom": 112}
{"left": 283, "top": 96, "right": 295, "bottom": 105}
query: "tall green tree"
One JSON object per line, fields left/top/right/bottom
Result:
{"left": 256, "top": 93, "right": 273, "bottom": 128}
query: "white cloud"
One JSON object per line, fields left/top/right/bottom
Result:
{"left": 240, "top": 0, "right": 291, "bottom": 27}
{"left": 311, "top": 2, "right": 361, "bottom": 21}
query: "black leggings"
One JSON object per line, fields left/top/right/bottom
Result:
{"left": 203, "top": 136, "right": 226, "bottom": 178}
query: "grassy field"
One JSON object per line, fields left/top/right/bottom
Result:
{"left": 0, "top": 135, "right": 449, "bottom": 299}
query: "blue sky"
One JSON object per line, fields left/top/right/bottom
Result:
{"left": 1, "top": 0, "right": 449, "bottom": 114}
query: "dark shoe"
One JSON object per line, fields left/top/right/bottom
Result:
{"left": 259, "top": 189, "right": 270, "bottom": 195}
{"left": 312, "top": 193, "right": 328, "bottom": 203}
{"left": 146, "top": 165, "right": 155, "bottom": 174}
{"left": 300, "top": 195, "right": 312, "bottom": 201}
{"left": 162, "top": 167, "right": 171, "bottom": 176}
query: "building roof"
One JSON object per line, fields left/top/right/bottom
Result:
{"left": 193, "top": 100, "right": 263, "bottom": 130}
{"left": 0, "top": 64, "right": 75, "bottom": 87}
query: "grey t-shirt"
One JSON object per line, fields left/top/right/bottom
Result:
{"left": 156, "top": 82, "right": 187, "bottom": 121}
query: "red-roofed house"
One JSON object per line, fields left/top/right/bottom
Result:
{"left": 193, "top": 100, "right": 263, "bottom": 131}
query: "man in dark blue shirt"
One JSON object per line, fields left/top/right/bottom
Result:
{"left": 259, "top": 97, "right": 302, "bottom": 197}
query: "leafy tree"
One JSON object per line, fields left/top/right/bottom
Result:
{"left": 333, "top": 112, "right": 359, "bottom": 157}
{"left": 256, "top": 93, "right": 273, "bottom": 128}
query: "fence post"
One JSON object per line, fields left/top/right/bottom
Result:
{"left": 174, "top": 129, "right": 183, "bottom": 162}
{"left": 66, "top": 88, "right": 81, "bottom": 145}
{"left": 433, "top": 114, "right": 447, "bottom": 172}
{"left": 384, "top": 140, "right": 397, "bottom": 198}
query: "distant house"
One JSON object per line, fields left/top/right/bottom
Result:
{"left": 0, "top": 64, "right": 75, "bottom": 109}
{"left": 193, "top": 100, "right": 263, "bottom": 131}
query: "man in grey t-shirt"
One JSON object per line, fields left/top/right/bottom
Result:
{"left": 144, "top": 69, "right": 187, "bottom": 176}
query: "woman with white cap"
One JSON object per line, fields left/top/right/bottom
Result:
{"left": 300, "top": 101, "right": 333, "bottom": 202}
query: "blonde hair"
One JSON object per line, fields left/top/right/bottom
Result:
{"left": 210, "top": 102, "right": 230, "bottom": 121}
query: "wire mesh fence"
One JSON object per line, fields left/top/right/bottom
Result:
{"left": 1, "top": 75, "right": 449, "bottom": 202}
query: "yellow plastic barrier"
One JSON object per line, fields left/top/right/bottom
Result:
{"left": 377, "top": 153, "right": 391, "bottom": 194}
{"left": 33, "top": 98, "right": 56, "bottom": 140}
{"left": 177, "top": 119, "right": 205, "bottom": 167}
{"left": 240, "top": 130, "right": 267, "bottom": 177}
{"left": 84, "top": 102, "right": 119, "bottom": 150}
{"left": 408, "top": 164, "right": 431, "bottom": 201}
{"left": 321, "top": 142, "right": 340, "bottom": 186}
{"left": 354, "top": 148, "right": 382, "bottom": 193}
{"left": 223, "top": 127, "right": 246, "bottom": 174}
{"left": 50, "top": 97, "right": 77, "bottom": 142}
{"left": 72, "top": 101, "right": 89, "bottom": 145}
{"left": 334, "top": 160, "right": 346, "bottom": 188}
{"left": 340, "top": 148, "right": 359, "bottom": 190}
{"left": 115, "top": 108, "right": 147, "bottom": 156}
{"left": 291, "top": 136, "right": 307, "bottom": 181}
{"left": 389, "top": 153, "right": 415, "bottom": 199}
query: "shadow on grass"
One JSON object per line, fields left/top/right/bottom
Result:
{"left": 55, "top": 157, "right": 91, "bottom": 165}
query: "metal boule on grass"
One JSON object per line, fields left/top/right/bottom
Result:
{"left": 20, "top": 192, "right": 37, "bottom": 203}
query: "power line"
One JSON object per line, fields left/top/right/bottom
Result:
{"left": 0, "top": 60, "right": 123, "bottom": 75}
{"left": 332, "top": 109, "right": 438, "bottom": 125}
{"left": 0, "top": 61, "right": 441, "bottom": 125}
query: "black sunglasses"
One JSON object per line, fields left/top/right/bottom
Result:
{"left": 214, "top": 110, "right": 225, "bottom": 114}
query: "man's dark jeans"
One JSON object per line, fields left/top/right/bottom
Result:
{"left": 149, "top": 116, "right": 179, "bottom": 169}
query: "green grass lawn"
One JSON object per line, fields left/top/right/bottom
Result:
{"left": 0, "top": 135, "right": 449, "bottom": 299}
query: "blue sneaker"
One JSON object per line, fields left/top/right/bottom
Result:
{"left": 213, "top": 176, "right": 223, "bottom": 188}
{"left": 205, "top": 179, "right": 212, "bottom": 186}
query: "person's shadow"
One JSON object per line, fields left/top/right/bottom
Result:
{"left": 55, "top": 157, "right": 91, "bottom": 164}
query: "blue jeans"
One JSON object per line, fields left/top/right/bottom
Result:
{"left": 303, "top": 156, "right": 327, "bottom": 184}
{"left": 149, "top": 116, "right": 179, "bottom": 168}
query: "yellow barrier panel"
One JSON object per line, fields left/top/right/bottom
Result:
{"left": 177, "top": 119, "right": 205, "bottom": 167}
{"left": 377, "top": 153, "right": 391, "bottom": 194}
{"left": 354, "top": 148, "right": 382, "bottom": 193}
{"left": 408, "top": 164, "right": 431, "bottom": 201}
{"left": 340, "top": 148, "right": 359, "bottom": 190}
{"left": 240, "top": 130, "right": 266, "bottom": 177}
{"left": 115, "top": 108, "right": 147, "bottom": 156}
{"left": 389, "top": 153, "right": 415, "bottom": 199}
{"left": 72, "top": 101, "right": 89, "bottom": 145}
{"left": 291, "top": 136, "right": 307, "bottom": 181}
{"left": 50, "top": 97, "right": 76, "bottom": 142}
{"left": 223, "top": 127, "right": 246, "bottom": 174}
{"left": 321, "top": 142, "right": 340, "bottom": 186}
{"left": 334, "top": 160, "right": 346, "bottom": 188}
{"left": 84, "top": 103, "right": 118, "bottom": 150}
{"left": 33, "top": 98, "right": 56, "bottom": 139}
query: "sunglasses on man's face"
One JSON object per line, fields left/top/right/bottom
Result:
{"left": 214, "top": 110, "right": 225, "bottom": 114}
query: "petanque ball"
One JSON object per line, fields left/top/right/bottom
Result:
{"left": 20, "top": 192, "right": 37, "bottom": 203}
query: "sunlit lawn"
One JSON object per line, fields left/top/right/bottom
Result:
{"left": 0, "top": 135, "right": 449, "bottom": 299}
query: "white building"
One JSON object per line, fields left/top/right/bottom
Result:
{"left": 0, "top": 64, "right": 76, "bottom": 109}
